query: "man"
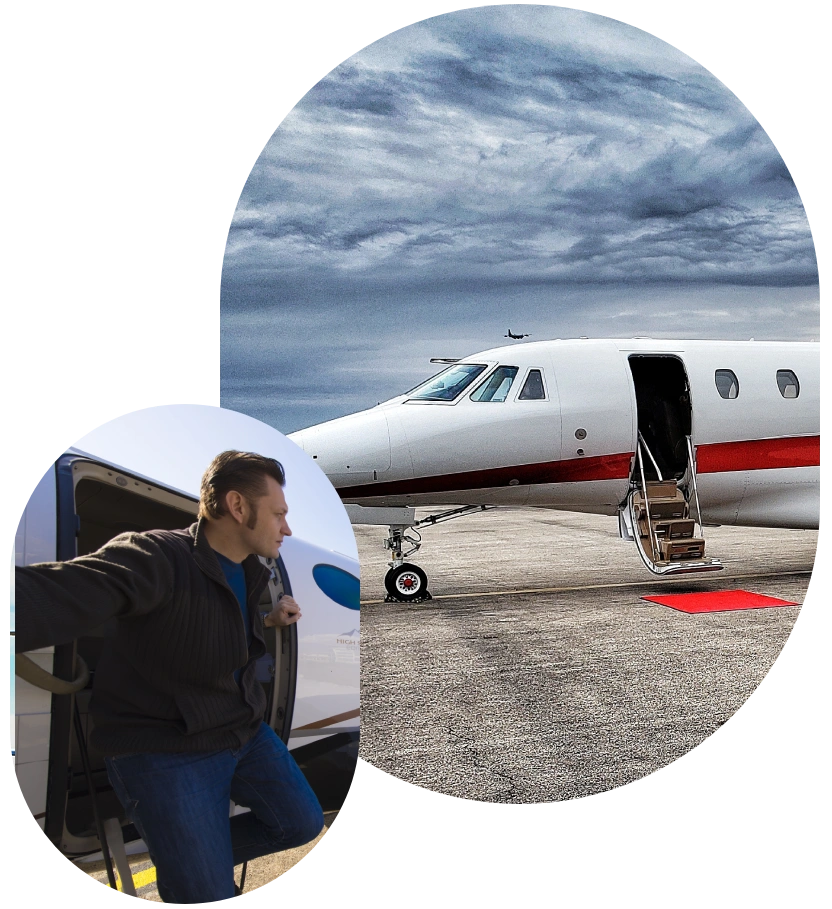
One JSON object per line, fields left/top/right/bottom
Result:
{"left": 15, "top": 451, "right": 324, "bottom": 902}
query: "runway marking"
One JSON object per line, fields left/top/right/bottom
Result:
{"left": 109, "top": 865, "right": 157, "bottom": 891}
{"left": 360, "top": 569, "right": 812, "bottom": 605}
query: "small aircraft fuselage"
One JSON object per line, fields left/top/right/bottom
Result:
{"left": 290, "top": 338, "right": 819, "bottom": 531}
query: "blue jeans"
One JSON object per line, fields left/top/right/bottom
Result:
{"left": 105, "top": 723, "right": 324, "bottom": 903}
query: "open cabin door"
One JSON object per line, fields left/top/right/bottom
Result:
{"left": 41, "top": 456, "right": 297, "bottom": 856}
{"left": 622, "top": 357, "right": 722, "bottom": 576}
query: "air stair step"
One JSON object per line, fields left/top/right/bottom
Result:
{"left": 638, "top": 518, "right": 697, "bottom": 540}
{"left": 644, "top": 480, "right": 680, "bottom": 498}
{"left": 657, "top": 538, "right": 706, "bottom": 561}
{"left": 633, "top": 496, "right": 687, "bottom": 521}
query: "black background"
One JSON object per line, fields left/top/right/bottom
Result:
{"left": 14, "top": 3, "right": 825, "bottom": 900}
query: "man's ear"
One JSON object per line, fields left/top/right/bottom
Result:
{"left": 224, "top": 490, "right": 247, "bottom": 524}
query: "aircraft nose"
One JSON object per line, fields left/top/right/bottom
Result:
{"left": 290, "top": 408, "right": 392, "bottom": 485}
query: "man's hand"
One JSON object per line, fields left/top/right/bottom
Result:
{"left": 264, "top": 595, "right": 302, "bottom": 628}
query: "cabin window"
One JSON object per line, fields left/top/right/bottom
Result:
{"left": 470, "top": 365, "right": 519, "bottom": 402}
{"left": 776, "top": 369, "right": 800, "bottom": 398}
{"left": 518, "top": 369, "right": 546, "bottom": 400}
{"left": 715, "top": 369, "right": 739, "bottom": 399}
{"left": 407, "top": 363, "right": 487, "bottom": 401}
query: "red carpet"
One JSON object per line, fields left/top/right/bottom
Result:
{"left": 641, "top": 589, "right": 799, "bottom": 614}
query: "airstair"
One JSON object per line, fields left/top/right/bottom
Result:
{"left": 620, "top": 434, "right": 723, "bottom": 576}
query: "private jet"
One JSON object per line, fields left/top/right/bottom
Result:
{"left": 289, "top": 338, "right": 819, "bottom": 601}
{"left": 13, "top": 450, "right": 359, "bottom": 884}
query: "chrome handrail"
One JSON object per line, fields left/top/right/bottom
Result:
{"left": 636, "top": 440, "right": 661, "bottom": 561}
{"left": 686, "top": 435, "right": 705, "bottom": 537}
{"left": 637, "top": 431, "right": 663, "bottom": 481}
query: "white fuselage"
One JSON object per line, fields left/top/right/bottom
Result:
{"left": 290, "top": 338, "right": 819, "bottom": 529}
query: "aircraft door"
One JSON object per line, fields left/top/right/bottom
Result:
{"left": 257, "top": 554, "right": 297, "bottom": 743}
{"left": 278, "top": 537, "right": 360, "bottom": 811}
{"left": 557, "top": 343, "right": 635, "bottom": 461}
{"left": 527, "top": 342, "right": 634, "bottom": 511}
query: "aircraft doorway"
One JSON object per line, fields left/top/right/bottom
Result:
{"left": 623, "top": 355, "right": 720, "bottom": 575}
{"left": 627, "top": 355, "right": 692, "bottom": 481}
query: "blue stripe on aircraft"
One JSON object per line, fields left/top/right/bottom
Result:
{"left": 312, "top": 563, "right": 360, "bottom": 611}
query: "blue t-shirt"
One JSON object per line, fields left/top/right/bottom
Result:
{"left": 214, "top": 551, "right": 251, "bottom": 684}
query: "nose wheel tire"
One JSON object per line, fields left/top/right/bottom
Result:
{"left": 384, "top": 564, "right": 430, "bottom": 602}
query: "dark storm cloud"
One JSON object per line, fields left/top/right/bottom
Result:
{"left": 221, "top": 6, "right": 818, "bottom": 431}
{"left": 305, "top": 65, "right": 406, "bottom": 117}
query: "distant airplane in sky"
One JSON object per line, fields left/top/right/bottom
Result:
{"left": 505, "top": 329, "right": 531, "bottom": 339}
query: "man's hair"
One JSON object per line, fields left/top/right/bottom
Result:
{"left": 199, "top": 451, "right": 286, "bottom": 522}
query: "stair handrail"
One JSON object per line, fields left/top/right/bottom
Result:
{"left": 635, "top": 439, "right": 661, "bottom": 561}
{"left": 686, "top": 435, "right": 705, "bottom": 538}
{"left": 637, "top": 432, "right": 663, "bottom": 481}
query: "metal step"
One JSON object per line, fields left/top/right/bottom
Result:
{"left": 657, "top": 518, "right": 696, "bottom": 540}
{"left": 638, "top": 517, "right": 696, "bottom": 540}
{"left": 640, "top": 557, "right": 724, "bottom": 577}
{"left": 643, "top": 480, "right": 680, "bottom": 498}
{"left": 657, "top": 537, "right": 705, "bottom": 561}
{"left": 632, "top": 489, "right": 687, "bottom": 521}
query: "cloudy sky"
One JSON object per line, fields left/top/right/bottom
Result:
{"left": 220, "top": 5, "right": 818, "bottom": 433}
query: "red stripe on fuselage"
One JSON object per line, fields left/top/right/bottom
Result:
{"left": 337, "top": 451, "right": 633, "bottom": 499}
{"left": 696, "top": 435, "right": 820, "bottom": 473}
{"left": 334, "top": 434, "right": 819, "bottom": 500}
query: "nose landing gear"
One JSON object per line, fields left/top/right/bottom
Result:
{"left": 346, "top": 503, "right": 494, "bottom": 603}
{"left": 376, "top": 504, "right": 494, "bottom": 602}
{"left": 383, "top": 524, "right": 432, "bottom": 603}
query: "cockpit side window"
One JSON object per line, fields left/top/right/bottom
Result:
{"left": 470, "top": 366, "right": 519, "bottom": 402}
{"left": 407, "top": 363, "right": 488, "bottom": 401}
{"left": 518, "top": 369, "right": 546, "bottom": 401}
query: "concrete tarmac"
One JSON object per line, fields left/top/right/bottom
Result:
{"left": 356, "top": 508, "right": 816, "bottom": 803}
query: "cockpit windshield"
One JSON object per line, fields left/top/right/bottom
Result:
{"left": 470, "top": 366, "right": 519, "bottom": 402}
{"left": 407, "top": 363, "right": 488, "bottom": 401}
